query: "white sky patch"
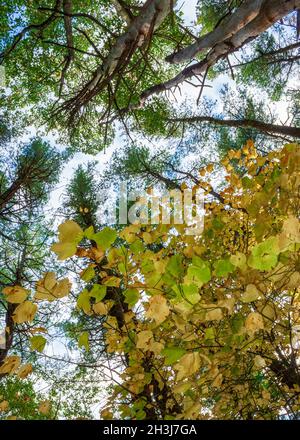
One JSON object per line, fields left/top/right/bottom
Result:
{"left": 177, "top": 0, "right": 198, "bottom": 25}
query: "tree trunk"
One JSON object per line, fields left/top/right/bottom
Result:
{"left": 168, "top": 116, "right": 300, "bottom": 138}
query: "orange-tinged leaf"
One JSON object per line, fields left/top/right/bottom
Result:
{"left": 2, "top": 285, "right": 29, "bottom": 304}
{"left": 0, "top": 355, "right": 21, "bottom": 375}
{"left": 35, "top": 272, "right": 71, "bottom": 301}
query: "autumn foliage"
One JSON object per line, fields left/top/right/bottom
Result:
{"left": 1, "top": 142, "right": 300, "bottom": 419}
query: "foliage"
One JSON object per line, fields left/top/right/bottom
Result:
{"left": 44, "top": 142, "right": 300, "bottom": 419}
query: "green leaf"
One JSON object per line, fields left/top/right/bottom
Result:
{"left": 81, "top": 265, "right": 96, "bottom": 282}
{"left": 231, "top": 314, "right": 244, "bottom": 334}
{"left": 84, "top": 225, "right": 95, "bottom": 240}
{"left": 212, "top": 217, "right": 224, "bottom": 230}
{"left": 89, "top": 284, "right": 107, "bottom": 302}
{"left": 187, "top": 257, "right": 211, "bottom": 284}
{"left": 214, "top": 259, "right": 234, "bottom": 277}
{"left": 30, "top": 335, "right": 46, "bottom": 352}
{"left": 166, "top": 255, "right": 184, "bottom": 278}
{"left": 248, "top": 236, "right": 279, "bottom": 270}
{"left": 242, "top": 176, "right": 253, "bottom": 189}
{"left": 92, "top": 227, "right": 117, "bottom": 251}
{"left": 205, "top": 328, "right": 215, "bottom": 340}
{"left": 135, "top": 409, "right": 146, "bottom": 420}
{"left": 124, "top": 288, "right": 140, "bottom": 306}
{"left": 129, "top": 239, "right": 145, "bottom": 254}
{"left": 162, "top": 346, "right": 186, "bottom": 365}
{"left": 173, "top": 284, "right": 200, "bottom": 304}
{"left": 77, "top": 289, "right": 91, "bottom": 314}
{"left": 78, "top": 332, "right": 89, "bottom": 351}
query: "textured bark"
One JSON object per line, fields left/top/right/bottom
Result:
{"left": 168, "top": 116, "right": 300, "bottom": 138}
{"left": 166, "top": 0, "right": 265, "bottom": 64}
{"left": 63, "top": 0, "right": 74, "bottom": 54}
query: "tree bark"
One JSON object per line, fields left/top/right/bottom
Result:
{"left": 62, "top": 0, "right": 175, "bottom": 123}
{"left": 135, "top": 0, "right": 300, "bottom": 108}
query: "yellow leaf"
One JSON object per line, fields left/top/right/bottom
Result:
{"left": 287, "top": 272, "right": 300, "bottom": 289}
{"left": 35, "top": 272, "right": 71, "bottom": 301}
{"left": 259, "top": 303, "right": 276, "bottom": 322}
{"left": 93, "top": 302, "right": 108, "bottom": 315}
{"left": 102, "top": 276, "right": 121, "bottom": 287}
{"left": 148, "top": 340, "right": 164, "bottom": 355}
{"left": 51, "top": 242, "right": 77, "bottom": 261}
{"left": 78, "top": 332, "right": 89, "bottom": 351}
{"left": 204, "top": 307, "right": 223, "bottom": 321}
{"left": 254, "top": 355, "right": 266, "bottom": 369}
{"left": 173, "top": 382, "right": 191, "bottom": 394}
{"left": 51, "top": 220, "right": 83, "bottom": 260}
{"left": 142, "top": 232, "right": 153, "bottom": 244}
{"left": 13, "top": 301, "right": 37, "bottom": 324}
{"left": 212, "top": 373, "right": 223, "bottom": 388}
{"left": 136, "top": 330, "right": 153, "bottom": 349}
{"left": 278, "top": 215, "right": 300, "bottom": 251}
{"left": 241, "top": 284, "right": 260, "bottom": 303}
{"left": 2, "top": 285, "right": 29, "bottom": 303}
{"left": 145, "top": 294, "right": 169, "bottom": 325}
{"left": 0, "top": 355, "right": 21, "bottom": 375}
{"left": 17, "top": 363, "right": 33, "bottom": 379}
{"left": 230, "top": 252, "right": 247, "bottom": 269}
{"left": 29, "top": 327, "right": 47, "bottom": 334}
{"left": 245, "top": 312, "right": 264, "bottom": 335}
{"left": 218, "top": 297, "right": 235, "bottom": 314}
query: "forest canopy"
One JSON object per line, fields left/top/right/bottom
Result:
{"left": 0, "top": 0, "right": 299, "bottom": 421}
